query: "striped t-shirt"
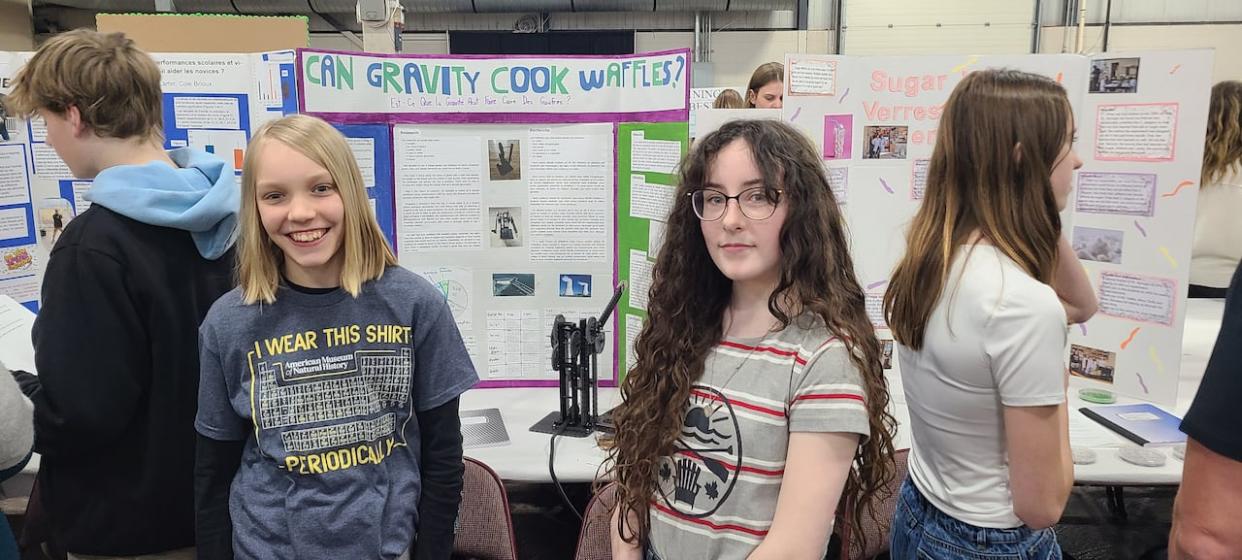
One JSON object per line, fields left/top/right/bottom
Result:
{"left": 647, "top": 317, "right": 871, "bottom": 560}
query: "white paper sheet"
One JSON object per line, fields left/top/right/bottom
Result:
{"left": 0, "top": 294, "right": 36, "bottom": 375}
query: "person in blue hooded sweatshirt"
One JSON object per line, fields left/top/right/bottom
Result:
{"left": 5, "top": 30, "right": 238, "bottom": 559}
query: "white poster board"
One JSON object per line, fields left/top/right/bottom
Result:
{"left": 783, "top": 50, "right": 1214, "bottom": 406}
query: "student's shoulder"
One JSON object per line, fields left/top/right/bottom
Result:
{"left": 960, "top": 246, "right": 1061, "bottom": 316}
{"left": 202, "top": 287, "right": 250, "bottom": 328}
{"left": 784, "top": 315, "right": 851, "bottom": 360}
{"left": 374, "top": 266, "right": 447, "bottom": 307}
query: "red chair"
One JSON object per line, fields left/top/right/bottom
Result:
{"left": 837, "top": 448, "right": 911, "bottom": 560}
{"left": 452, "top": 457, "right": 519, "bottom": 560}
{"left": 574, "top": 481, "right": 619, "bottom": 560}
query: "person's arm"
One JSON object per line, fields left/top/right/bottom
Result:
{"left": 1003, "top": 403, "right": 1072, "bottom": 529}
{"left": 747, "top": 432, "right": 859, "bottom": 560}
{"left": 29, "top": 245, "right": 146, "bottom": 457}
{"left": 1169, "top": 438, "right": 1242, "bottom": 559}
{"left": 194, "top": 322, "right": 249, "bottom": 560}
{"left": 0, "top": 366, "right": 33, "bottom": 472}
{"left": 988, "top": 281, "right": 1073, "bottom": 529}
{"left": 194, "top": 434, "right": 244, "bottom": 560}
{"left": 413, "top": 397, "right": 464, "bottom": 560}
{"left": 610, "top": 505, "right": 643, "bottom": 560}
{"left": 1053, "top": 235, "right": 1098, "bottom": 324}
{"left": 407, "top": 277, "right": 480, "bottom": 559}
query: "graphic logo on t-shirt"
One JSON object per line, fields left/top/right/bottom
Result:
{"left": 248, "top": 324, "right": 415, "bottom": 476}
{"left": 658, "top": 385, "right": 742, "bottom": 517}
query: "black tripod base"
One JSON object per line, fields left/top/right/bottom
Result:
{"left": 529, "top": 411, "right": 596, "bottom": 438}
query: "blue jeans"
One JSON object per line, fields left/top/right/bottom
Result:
{"left": 891, "top": 479, "right": 1061, "bottom": 560}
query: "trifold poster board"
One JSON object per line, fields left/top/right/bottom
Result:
{"left": 783, "top": 51, "right": 1214, "bottom": 406}
{"left": 296, "top": 48, "right": 691, "bottom": 386}
{"left": 0, "top": 49, "right": 299, "bottom": 312}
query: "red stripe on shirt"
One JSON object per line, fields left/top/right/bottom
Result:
{"left": 651, "top": 501, "right": 770, "bottom": 537}
{"left": 792, "top": 393, "right": 865, "bottom": 403}
{"left": 672, "top": 449, "right": 785, "bottom": 477}
{"left": 690, "top": 389, "right": 785, "bottom": 418}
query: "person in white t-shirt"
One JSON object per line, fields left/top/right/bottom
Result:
{"left": 1190, "top": 81, "right": 1242, "bottom": 298}
{"left": 883, "top": 69, "right": 1098, "bottom": 559}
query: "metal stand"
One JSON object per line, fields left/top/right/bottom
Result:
{"left": 530, "top": 282, "right": 625, "bottom": 438}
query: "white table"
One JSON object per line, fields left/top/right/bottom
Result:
{"left": 1, "top": 299, "right": 1226, "bottom": 501}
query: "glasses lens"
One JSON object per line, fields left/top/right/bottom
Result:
{"left": 692, "top": 190, "right": 724, "bottom": 221}
{"left": 739, "top": 188, "right": 778, "bottom": 220}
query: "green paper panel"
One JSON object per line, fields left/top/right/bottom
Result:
{"left": 615, "top": 121, "right": 689, "bottom": 383}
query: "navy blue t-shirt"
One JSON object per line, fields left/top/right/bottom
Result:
{"left": 1182, "top": 263, "right": 1242, "bottom": 461}
{"left": 195, "top": 267, "right": 478, "bottom": 559}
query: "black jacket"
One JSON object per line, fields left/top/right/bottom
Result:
{"left": 23, "top": 205, "right": 234, "bottom": 555}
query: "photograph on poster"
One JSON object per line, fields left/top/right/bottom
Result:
{"left": 558, "top": 274, "right": 592, "bottom": 297}
{"left": 488, "top": 139, "right": 521, "bottom": 181}
{"left": 1075, "top": 172, "right": 1157, "bottom": 217}
{"left": 1073, "top": 226, "right": 1124, "bottom": 264}
{"left": 1098, "top": 271, "right": 1177, "bottom": 326}
{"left": 0, "top": 93, "right": 11, "bottom": 141}
{"left": 1095, "top": 103, "right": 1177, "bottom": 161}
{"left": 1069, "top": 344, "right": 1116, "bottom": 383}
{"left": 863, "top": 126, "right": 907, "bottom": 160}
{"left": 911, "top": 159, "right": 930, "bottom": 200}
{"left": 881, "top": 340, "right": 893, "bottom": 370}
{"left": 823, "top": 115, "right": 853, "bottom": 160}
{"left": 36, "top": 198, "right": 73, "bottom": 248}
{"left": 1089, "top": 57, "right": 1140, "bottom": 94}
{"left": 488, "top": 206, "right": 523, "bottom": 248}
{"left": 492, "top": 273, "right": 536, "bottom": 297}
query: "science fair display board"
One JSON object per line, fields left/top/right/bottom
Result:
{"left": 783, "top": 50, "right": 1214, "bottom": 406}
{"left": 296, "top": 48, "right": 690, "bottom": 386}
{"left": 0, "top": 49, "right": 299, "bottom": 311}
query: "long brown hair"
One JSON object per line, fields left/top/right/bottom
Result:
{"left": 1202, "top": 80, "right": 1242, "bottom": 186}
{"left": 745, "top": 62, "right": 784, "bottom": 108}
{"left": 884, "top": 69, "right": 1071, "bottom": 350}
{"left": 603, "top": 120, "right": 896, "bottom": 554}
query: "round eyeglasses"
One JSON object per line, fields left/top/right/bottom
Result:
{"left": 689, "top": 187, "right": 783, "bottom": 221}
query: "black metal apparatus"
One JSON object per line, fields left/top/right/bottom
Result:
{"left": 529, "top": 282, "right": 625, "bottom": 438}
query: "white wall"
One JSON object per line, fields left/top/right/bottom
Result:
{"left": 0, "top": 0, "right": 32, "bottom": 51}
{"left": 637, "top": 30, "right": 829, "bottom": 87}
{"left": 841, "top": 0, "right": 1035, "bottom": 55}
{"left": 1040, "top": 25, "right": 1242, "bottom": 82}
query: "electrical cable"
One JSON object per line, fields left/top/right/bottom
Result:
{"left": 549, "top": 423, "right": 583, "bottom": 522}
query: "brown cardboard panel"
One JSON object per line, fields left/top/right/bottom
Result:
{"left": 96, "top": 13, "right": 308, "bottom": 53}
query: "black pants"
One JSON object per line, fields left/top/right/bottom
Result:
{"left": 1189, "top": 284, "right": 1228, "bottom": 299}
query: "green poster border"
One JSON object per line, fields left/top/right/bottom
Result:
{"left": 616, "top": 122, "right": 690, "bottom": 383}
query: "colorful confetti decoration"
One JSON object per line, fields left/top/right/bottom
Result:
{"left": 866, "top": 280, "right": 889, "bottom": 290}
{"left": 1148, "top": 346, "right": 1166, "bottom": 375}
{"left": 1169, "top": 64, "right": 1181, "bottom": 74}
{"left": 838, "top": 88, "right": 850, "bottom": 103}
{"left": 1133, "top": 221, "right": 1148, "bottom": 237}
{"left": 1055, "top": 71, "right": 1064, "bottom": 83}
{"left": 1158, "top": 246, "right": 1178, "bottom": 269}
{"left": 879, "top": 178, "right": 894, "bottom": 194}
{"left": 1160, "top": 180, "right": 1194, "bottom": 198}
{"left": 951, "top": 55, "right": 979, "bottom": 73}
{"left": 788, "top": 107, "right": 802, "bottom": 122}
{"left": 1136, "top": 372, "right": 1150, "bottom": 394}
{"left": 1120, "top": 327, "right": 1141, "bottom": 350}
{"left": 1078, "top": 323, "right": 1088, "bottom": 336}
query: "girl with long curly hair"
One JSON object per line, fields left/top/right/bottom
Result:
{"left": 605, "top": 119, "right": 896, "bottom": 560}
{"left": 884, "top": 69, "right": 1097, "bottom": 559}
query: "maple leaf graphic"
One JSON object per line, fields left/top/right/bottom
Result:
{"left": 704, "top": 481, "right": 719, "bottom": 500}
{"left": 659, "top": 463, "right": 671, "bottom": 481}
